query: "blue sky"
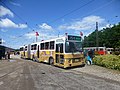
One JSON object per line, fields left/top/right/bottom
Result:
{"left": 0, "top": 0, "right": 120, "bottom": 49}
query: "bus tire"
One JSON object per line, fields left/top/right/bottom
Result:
{"left": 49, "top": 57, "right": 54, "bottom": 65}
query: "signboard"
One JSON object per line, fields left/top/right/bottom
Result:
{"left": 68, "top": 35, "right": 81, "bottom": 41}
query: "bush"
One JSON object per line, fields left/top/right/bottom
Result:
{"left": 93, "top": 55, "right": 120, "bottom": 71}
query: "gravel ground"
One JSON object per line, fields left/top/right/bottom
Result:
{"left": 0, "top": 55, "right": 120, "bottom": 90}
{"left": 72, "top": 65, "right": 120, "bottom": 83}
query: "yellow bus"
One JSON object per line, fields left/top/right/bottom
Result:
{"left": 31, "top": 35, "right": 85, "bottom": 68}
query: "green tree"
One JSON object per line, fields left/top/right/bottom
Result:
{"left": 83, "top": 22, "right": 120, "bottom": 48}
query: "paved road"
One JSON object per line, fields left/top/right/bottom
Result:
{"left": 0, "top": 56, "right": 120, "bottom": 90}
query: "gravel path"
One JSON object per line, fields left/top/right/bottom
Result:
{"left": 72, "top": 65, "right": 120, "bottom": 83}
{"left": 0, "top": 55, "right": 120, "bottom": 90}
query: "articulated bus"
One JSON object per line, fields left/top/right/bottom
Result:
{"left": 20, "top": 35, "right": 85, "bottom": 68}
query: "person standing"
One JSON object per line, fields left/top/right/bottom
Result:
{"left": 86, "top": 50, "right": 93, "bottom": 65}
{"left": 8, "top": 51, "right": 10, "bottom": 59}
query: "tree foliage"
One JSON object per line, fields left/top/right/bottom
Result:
{"left": 83, "top": 23, "right": 120, "bottom": 48}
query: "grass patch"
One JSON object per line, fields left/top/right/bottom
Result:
{"left": 93, "top": 55, "right": 120, "bottom": 71}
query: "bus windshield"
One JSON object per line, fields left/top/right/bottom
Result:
{"left": 65, "top": 41, "right": 82, "bottom": 53}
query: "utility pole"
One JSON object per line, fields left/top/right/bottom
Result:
{"left": 96, "top": 22, "right": 99, "bottom": 48}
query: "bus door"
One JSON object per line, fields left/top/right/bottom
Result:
{"left": 55, "top": 43, "right": 64, "bottom": 65}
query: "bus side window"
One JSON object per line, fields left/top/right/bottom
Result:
{"left": 41, "top": 43, "right": 44, "bottom": 50}
{"left": 100, "top": 48, "right": 103, "bottom": 51}
{"left": 45, "top": 42, "right": 49, "bottom": 49}
{"left": 25, "top": 46, "right": 27, "bottom": 51}
{"left": 34, "top": 44, "right": 37, "bottom": 50}
{"left": 50, "top": 41, "right": 54, "bottom": 49}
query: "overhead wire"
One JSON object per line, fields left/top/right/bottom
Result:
{"left": 0, "top": 0, "right": 34, "bottom": 33}
{"left": 82, "top": 0, "right": 115, "bottom": 18}
{"left": 38, "top": 0, "right": 95, "bottom": 38}
{"left": 48, "top": 0, "right": 116, "bottom": 37}
{"left": 0, "top": 0, "right": 27, "bottom": 24}
{"left": 49, "top": 0, "right": 95, "bottom": 24}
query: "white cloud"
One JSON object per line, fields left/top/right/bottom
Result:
{"left": 18, "top": 24, "right": 28, "bottom": 28}
{"left": 2, "top": 39, "right": 5, "bottom": 43}
{"left": 41, "top": 33, "right": 58, "bottom": 39}
{"left": 0, "top": 5, "right": 14, "bottom": 17}
{"left": 25, "top": 31, "right": 58, "bottom": 41}
{"left": 9, "top": 36, "right": 17, "bottom": 39}
{"left": 0, "top": 39, "right": 5, "bottom": 44}
{"left": 99, "top": 24, "right": 114, "bottom": 30}
{"left": 10, "top": 1, "right": 21, "bottom": 7}
{"left": 106, "top": 24, "right": 114, "bottom": 28}
{"left": 39, "top": 23, "right": 53, "bottom": 30}
{"left": 0, "top": 18, "right": 27, "bottom": 29}
{"left": 25, "top": 32, "right": 35, "bottom": 39}
{"left": 58, "top": 15, "right": 105, "bottom": 31}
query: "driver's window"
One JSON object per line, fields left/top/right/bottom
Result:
{"left": 69, "top": 42, "right": 75, "bottom": 50}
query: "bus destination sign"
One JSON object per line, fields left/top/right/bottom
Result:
{"left": 68, "top": 35, "right": 81, "bottom": 41}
